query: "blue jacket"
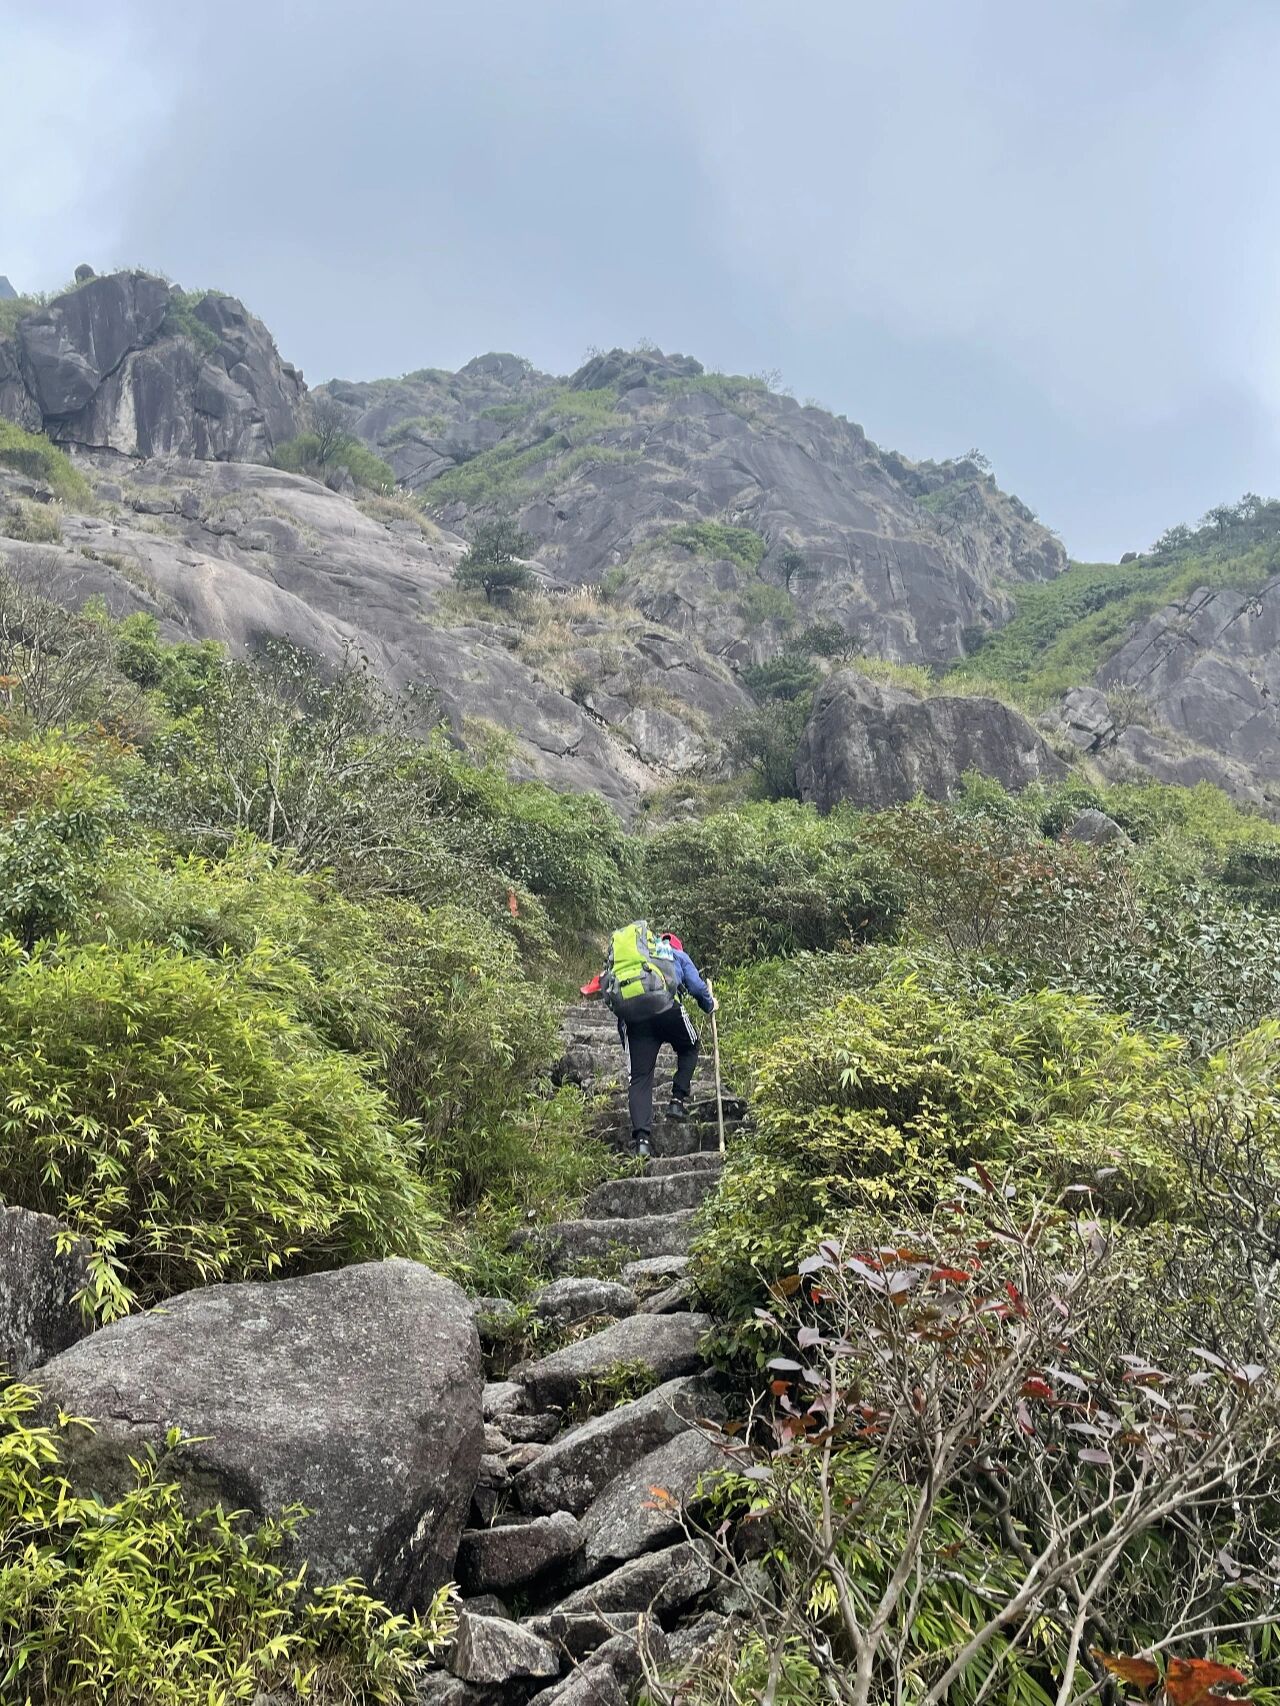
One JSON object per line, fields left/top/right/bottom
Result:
{"left": 667, "top": 946, "right": 714, "bottom": 1013}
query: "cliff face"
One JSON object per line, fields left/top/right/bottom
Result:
{"left": 11, "top": 270, "right": 1280, "bottom": 814}
{"left": 0, "top": 272, "right": 303, "bottom": 462}
{"left": 324, "top": 346, "right": 1067, "bottom": 670}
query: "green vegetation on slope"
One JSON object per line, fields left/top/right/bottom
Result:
{"left": 949, "top": 492, "right": 1280, "bottom": 708}
{"left": 0, "top": 420, "right": 93, "bottom": 505}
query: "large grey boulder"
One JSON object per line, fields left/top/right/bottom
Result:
{"left": 1063, "top": 808, "right": 1129, "bottom": 847}
{"left": 534, "top": 1210, "right": 696, "bottom": 1271}
{"left": 1097, "top": 581, "right": 1280, "bottom": 801}
{"left": 1041, "top": 686, "right": 1116, "bottom": 754}
{"left": 556, "top": 1540, "right": 712, "bottom": 1616}
{"left": 0, "top": 272, "right": 303, "bottom": 461}
{"left": 449, "top": 1611, "right": 559, "bottom": 1686}
{"left": 515, "top": 1375, "right": 723, "bottom": 1517}
{"left": 574, "top": 1429, "right": 725, "bottom": 1579}
{"left": 35, "top": 1259, "right": 482, "bottom": 1610}
{"left": 0, "top": 1206, "right": 94, "bottom": 1376}
{"left": 517, "top": 1313, "right": 712, "bottom": 1412}
{"left": 457, "top": 1511, "right": 583, "bottom": 1593}
{"left": 533, "top": 1277, "right": 636, "bottom": 1329}
{"left": 797, "top": 670, "right": 1066, "bottom": 811}
{"left": 0, "top": 276, "right": 17, "bottom": 300}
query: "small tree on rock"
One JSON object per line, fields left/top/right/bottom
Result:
{"left": 777, "top": 547, "right": 813, "bottom": 594}
{"left": 454, "top": 518, "right": 537, "bottom": 604}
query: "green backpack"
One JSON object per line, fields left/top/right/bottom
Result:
{"left": 602, "top": 920, "right": 678, "bottom": 1022}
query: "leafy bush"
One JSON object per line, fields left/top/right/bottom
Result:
{"left": 643, "top": 801, "right": 900, "bottom": 971}
{"left": 0, "top": 735, "right": 127, "bottom": 946}
{"left": 2, "top": 498, "right": 62, "bottom": 543}
{"left": 691, "top": 1199, "right": 1280, "bottom": 1705}
{"left": 0, "top": 1384, "right": 453, "bottom": 1706}
{"left": 726, "top": 698, "right": 810, "bottom": 800}
{"left": 741, "top": 652, "right": 819, "bottom": 702}
{"left": 0, "top": 420, "right": 92, "bottom": 505}
{"left": 271, "top": 434, "right": 395, "bottom": 494}
{"left": 666, "top": 520, "right": 767, "bottom": 570}
{"left": 694, "top": 977, "right": 1187, "bottom": 1326}
{"left": 160, "top": 287, "right": 222, "bottom": 355}
{"left": 0, "top": 940, "right": 441, "bottom": 1318}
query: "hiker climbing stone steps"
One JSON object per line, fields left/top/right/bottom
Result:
{"left": 581, "top": 922, "right": 717, "bottom": 1160}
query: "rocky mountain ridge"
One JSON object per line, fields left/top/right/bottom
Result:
{"left": 3, "top": 268, "right": 1280, "bottom": 812}
{"left": 323, "top": 343, "right": 1066, "bottom": 668}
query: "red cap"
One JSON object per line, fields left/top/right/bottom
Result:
{"left": 662, "top": 933, "right": 683, "bottom": 953}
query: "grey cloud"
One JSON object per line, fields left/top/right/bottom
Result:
{"left": 5, "top": 0, "right": 1279, "bottom": 560}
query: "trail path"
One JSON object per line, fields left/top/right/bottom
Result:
{"left": 439, "top": 1000, "right": 748, "bottom": 1705}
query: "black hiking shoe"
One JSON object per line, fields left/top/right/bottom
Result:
{"left": 632, "top": 1134, "right": 652, "bottom": 1161}
{"left": 668, "top": 1097, "right": 689, "bottom": 1122}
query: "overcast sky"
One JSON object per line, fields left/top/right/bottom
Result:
{"left": 3, "top": 0, "right": 1277, "bottom": 559}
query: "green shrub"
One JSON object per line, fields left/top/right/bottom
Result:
{"left": 737, "top": 579, "right": 796, "bottom": 625}
{"left": 0, "top": 940, "right": 441, "bottom": 1319}
{"left": 726, "top": 698, "right": 811, "bottom": 800}
{"left": 383, "top": 414, "right": 447, "bottom": 445}
{"left": 0, "top": 1383, "right": 452, "bottom": 1706}
{"left": 665, "top": 520, "right": 767, "bottom": 570}
{"left": 643, "top": 801, "right": 900, "bottom": 971}
{"left": 693, "top": 979, "right": 1188, "bottom": 1328}
{"left": 272, "top": 434, "right": 395, "bottom": 494}
{"left": 741, "top": 652, "right": 818, "bottom": 701}
{"left": 0, "top": 735, "right": 129, "bottom": 946}
{"left": 2, "top": 498, "right": 62, "bottom": 543}
{"left": 160, "top": 288, "right": 222, "bottom": 355}
{"left": 0, "top": 420, "right": 92, "bottom": 505}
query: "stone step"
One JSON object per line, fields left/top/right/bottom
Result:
{"left": 645, "top": 1153, "right": 724, "bottom": 1178}
{"left": 516, "top": 1314, "right": 713, "bottom": 1413}
{"left": 536, "top": 1210, "right": 695, "bottom": 1270}
{"left": 582, "top": 1169, "right": 718, "bottom": 1221}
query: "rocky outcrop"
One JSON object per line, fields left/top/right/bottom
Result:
{"left": 0, "top": 454, "right": 750, "bottom": 815}
{"left": 0, "top": 1206, "right": 94, "bottom": 1376}
{"left": 0, "top": 277, "right": 17, "bottom": 301}
{"left": 797, "top": 670, "right": 1066, "bottom": 811}
{"left": 34, "top": 1259, "right": 482, "bottom": 1611}
{"left": 328, "top": 345, "right": 1067, "bottom": 668}
{"left": 0, "top": 272, "right": 303, "bottom": 461}
{"left": 1097, "top": 581, "right": 1280, "bottom": 805}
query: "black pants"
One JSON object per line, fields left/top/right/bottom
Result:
{"left": 620, "top": 1004, "right": 700, "bottom": 1138}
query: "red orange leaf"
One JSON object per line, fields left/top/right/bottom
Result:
{"left": 1093, "top": 1651, "right": 1159, "bottom": 1693}
{"left": 1164, "top": 1656, "right": 1250, "bottom": 1706}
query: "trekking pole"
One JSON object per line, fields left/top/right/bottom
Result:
{"left": 707, "top": 978, "right": 726, "bottom": 1154}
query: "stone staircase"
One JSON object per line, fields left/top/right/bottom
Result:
{"left": 428, "top": 1000, "right": 747, "bottom": 1705}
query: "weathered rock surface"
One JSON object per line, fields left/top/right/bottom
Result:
{"left": 581, "top": 1169, "right": 719, "bottom": 1219}
{"left": 482, "top": 1380, "right": 526, "bottom": 1420}
{"left": 457, "top": 1511, "right": 583, "bottom": 1593}
{"left": 0, "top": 454, "right": 739, "bottom": 816}
{"left": 556, "top": 1540, "right": 712, "bottom": 1616}
{"left": 0, "top": 273, "right": 303, "bottom": 460}
{"left": 797, "top": 670, "right": 1066, "bottom": 811}
{"left": 534, "top": 1210, "right": 696, "bottom": 1270}
{"left": 1063, "top": 808, "right": 1129, "bottom": 846}
{"left": 415, "top": 1674, "right": 506, "bottom": 1706}
{"left": 1098, "top": 581, "right": 1280, "bottom": 805}
{"left": 449, "top": 1611, "right": 560, "bottom": 1686}
{"left": 574, "top": 1428, "right": 725, "bottom": 1578}
{"left": 533, "top": 1277, "right": 636, "bottom": 1329}
{"left": 1040, "top": 685, "right": 1117, "bottom": 754}
{"left": 517, "top": 1313, "right": 711, "bottom": 1412}
{"left": 329, "top": 348, "right": 1065, "bottom": 667}
{"left": 514, "top": 1375, "right": 723, "bottom": 1516}
{"left": 0, "top": 1206, "right": 93, "bottom": 1376}
{"left": 35, "top": 1259, "right": 482, "bottom": 1610}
